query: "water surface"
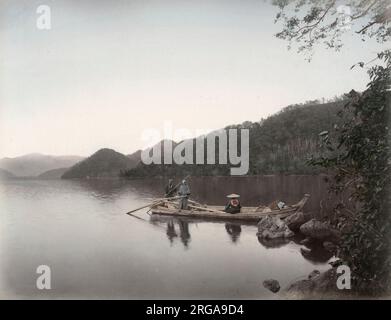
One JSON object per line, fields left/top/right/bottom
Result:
{"left": 0, "top": 177, "right": 334, "bottom": 299}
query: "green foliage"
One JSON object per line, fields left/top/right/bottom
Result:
{"left": 122, "top": 100, "right": 345, "bottom": 178}
{"left": 247, "top": 100, "right": 345, "bottom": 174}
{"left": 309, "top": 52, "right": 391, "bottom": 293}
{"left": 273, "top": 0, "right": 391, "bottom": 59}
{"left": 273, "top": 0, "right": 391, "bottom": 294}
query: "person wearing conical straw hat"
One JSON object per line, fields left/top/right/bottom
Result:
{"left": 224, "top": 194, "right": 241, "bottom": 214}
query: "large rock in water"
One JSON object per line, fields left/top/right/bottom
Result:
{"left": 284, "top": 211, "right": 309, "bottom": 231}
{"left": 285, "top": 279, "right": 315, "bottom": 295}
{"left": 300, "top": 219, "right": 340, "bottom": 243}
{"left": 263, "top": 279, "right": 280, "bottom": 293}
{"left": 284, "top": 268, "right": 340, "bottom": 298}
{"left": 257, "top": 215, "right": 294, "bottom": 239}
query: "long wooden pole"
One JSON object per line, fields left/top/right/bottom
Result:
{"left": 126, "top": 212, "right": 149, "bottom": 221}
{"left": 125, "top": 196, "right": 185, "bottom": 215}
{"left": 188, "top": 199, "right": 205, "bottom": 207}
{"left": 188, "top": 204, "right": 227, "bottom": 215}
{"left": 147, "top": 198, "right": 203, "bottom": 207}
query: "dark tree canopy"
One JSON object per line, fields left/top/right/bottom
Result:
{"left": 273, "top": 0, "right": 390, "bottom": 59}
{"left": 273, "top": 0, "right": 391, "bottom": 294}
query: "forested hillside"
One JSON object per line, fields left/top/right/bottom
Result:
{"left": 0, "top": 168, "right": 15, "bottom": 180}
{"left": 62, "top": 148, "right": 137, "bottom": 179}
{"left": 122, "top": 99, "right": 346, "bottom": 178}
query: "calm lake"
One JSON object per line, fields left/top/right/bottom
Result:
{"left": 0, "top": 176, "right": 335, "bottom": 299}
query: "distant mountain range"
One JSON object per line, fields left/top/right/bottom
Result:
{"left": 0, "top": 168, "right": 15, "bottom": 180}
{"left": 0, "top": 99, "right": 346, "bottom": 180}
{"left": 0, "top": 153, "right": 84, "bottom": 177}
{"left": 0, "top": 150, "right": 141, "bottom": 180}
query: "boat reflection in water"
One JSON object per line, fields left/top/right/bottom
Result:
{"left": 165, "top": 220, "right": 177, "bottom": 244}
{"left": 224, "top": 223, "right": 242, "bottom": 243}
{"left": 155, "top": 217, "right": 192, "bottom": 248}
{"left": 177, "top": 219, "right": 191, "bottom": 248}
{"left": 151, "top": 215, "right": 246, "bottom": 247}
{"left": 1, "top": 178, "right": 334, "bottom": 299}
{"left": 151, "top": 215, "right": 334, "bottom": 264}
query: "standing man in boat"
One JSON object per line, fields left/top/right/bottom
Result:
{"left": 165, "top": 179, "right": 175, "bottom": 197}
{"left": 224, "top": 194, "right": 241, "bottom": 214}
{"left": 178, "top": 179, "right": 191, "bottom": 210}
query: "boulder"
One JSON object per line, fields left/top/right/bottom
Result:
{"left": 286, "top": 279, "right": 315, "bottom": 295}
{"left": 299, "top": 219, "right": 341, "bottom": 243}
{"left": 312, "top": 268, "right": 340, "bottom": 293}
{"left": 323, "top": 241, "right": 338, "bottom": 253}
{"left": 300, "top": 247, "right": 333, "bottom": 263}
{"left": 263, "top": 279, "right": 280, "bottom": 293}
{"left": 258, "top": 237, "right": 291, "bottom": 249}
{"left": 285, "top": 268, "right": 340, "bottom": 298}
{"left": 308, "top": 270, "right": 321, "bottom": 280}
{"left": 300, "top": 238, "right": 312, "bottom": 245}
{"left": 284, "top": 211, "right": 309, "bottom": 231}
{"left": 257, "top": 215, "right": 294, "bottom": 239}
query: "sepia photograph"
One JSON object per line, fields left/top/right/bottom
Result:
{"left": 0, "top": 0, "right": 390, "bottom": 306}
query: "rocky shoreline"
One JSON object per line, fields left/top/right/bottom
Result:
{"left": 263, "top": 268, "right": 343, "bottom": 299}
{"left": 258, "top": 212, "right": 345, "bottom": 298}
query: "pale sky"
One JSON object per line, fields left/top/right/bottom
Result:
{"left": 0, "top": 0, "right": 385, "bottom": 157}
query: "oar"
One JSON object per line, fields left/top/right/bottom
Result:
{"left": 125, "top": 200, "right": 164, "bottom": 215}
{"left": 126, "top": 212, "right": 149, "bottom": 221}
{"left": 125, "top": 210, "right": 167, "bottom": 231}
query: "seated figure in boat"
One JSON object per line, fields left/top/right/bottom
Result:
{"left": 165, "top": 179, "right": 175, "bottom": 197}
{"left": 224, "top": 194, "right": 241, "bottom": 214}
{"left": 178, "top": 180, "right": 191, "bottom": 210}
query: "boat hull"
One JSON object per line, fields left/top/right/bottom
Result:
{"left": 150, "top": 205, "right": 297, "bottom": 222}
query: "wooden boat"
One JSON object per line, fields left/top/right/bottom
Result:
{"left": 149, "top": 194, "right": 310, "bottom": 222}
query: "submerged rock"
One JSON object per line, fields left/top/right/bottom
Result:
{"left": 257, "top": 215, "right": 294, "bottom": 239}
{"left": 300, "top": 246, "right": 333, "bottom": 263}
{"left": 299, "top": 219, "right": 341, "bottom": 243}
{"left": 284, "top": 211, "right": 309, "bottom": 231}
{"left": 258, "top": 237, "right": 291, "bottom": 249}
{"left": 284, "top": 268, "right": 340, "bottom": 298}
{"left": 263, "top": 279, "right": 280, "bottom": 293}
{"left": 286, "top": 279, "right": 315, "bottom": 295}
